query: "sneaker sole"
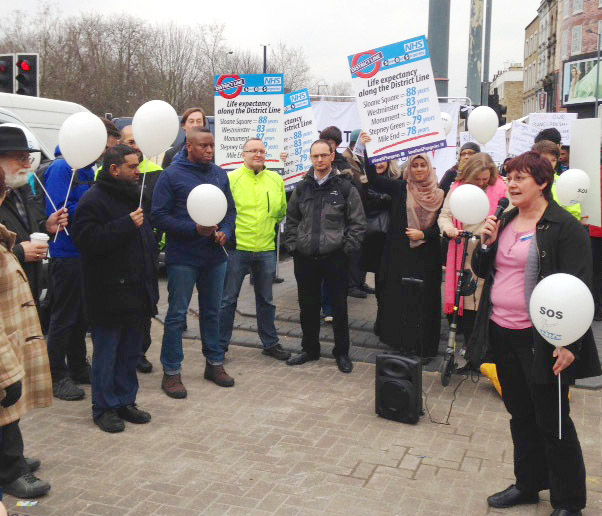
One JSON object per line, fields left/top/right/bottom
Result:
{"left": 161, "top": 387, "right": 187, "bottom": 399}
{"left": 3, "top": 485, "right": 51, "bottom": 499}
{"left": 203, "top": 373, "right": 235, "bottom": 387}
{"left": 262, "top": 350, "right": 291, "bottom": 361}
{"left": 53, "top": 393, "right": 85, "bottom": 401}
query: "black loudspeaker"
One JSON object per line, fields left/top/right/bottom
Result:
{"left": 375, "top": 353, "right": 422, "bottom": 424}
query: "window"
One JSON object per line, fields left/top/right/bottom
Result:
{"left": 599, "top": 19, "right": 602, "bottom": 39}
{"left": 565, "top": 0, "right": 570, "bottom": 19}
{"left": 562, "top": 30, "right": 569, "bottom": 59}
{"left": 573, "top": 0, "right": 583, "bottom": 14}
{"left": 572, "top": 25, "right": 582, "bottom": 55}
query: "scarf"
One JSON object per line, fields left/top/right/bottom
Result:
{"left": 404, "top": 154, "right": 444, "bottom": 248}
{"left": 444, "top": 176, "right": 508, "bottom": 315}
{"left": 96, "top": 167, "right": 141, "bottom": 204}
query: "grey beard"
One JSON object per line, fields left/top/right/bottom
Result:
{"left": 6, "top": 171, "right": 29, "bottom": 189}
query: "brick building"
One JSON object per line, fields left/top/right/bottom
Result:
{"left": 524, "top": 15, "right": 542, "bottom": 114}
{"left": 558, "top": 0, "right": 602, "bottom": 116}
{"left": 490, "top": 64, "right": 525, "bottom": 122}
{"left": 536, "top": 0, "right": 560, "bottom": 112}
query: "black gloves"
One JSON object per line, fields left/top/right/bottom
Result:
{"left": 1, "top": 381, "right": 22, "bottom": 408}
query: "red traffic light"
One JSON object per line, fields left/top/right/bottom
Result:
{"left": 0, "top": 65, "right": 6, "bottom": 73}
{"left": 17, "top": 60, "right": 31, "bottom": 72}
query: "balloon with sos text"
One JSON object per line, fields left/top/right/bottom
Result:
{"left": 449, "top": 184, "right": 490, "bottom": 225}
{"left": 58, "top": 112, "right": 107, "bottom": 170}
{"left": 132, "top": 100, "right": 179, "bottom": 158}
{"left": 187, "top": 184, "right": 227, "bottom": 227}
{"left": 529, "top": 273, "right": 594, "bottom": 347}
{"left": 555, "top": 168, "right": 590, "bottom": 206}
{"left": 441, "top": 112, "right": 453, "bottom": 137}
{"left": 467, "top": 106, "right": 498, "bottom": 145}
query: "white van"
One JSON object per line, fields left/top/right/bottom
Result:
{"left": 0, "top": 93, "right": 89, "bottom": 151}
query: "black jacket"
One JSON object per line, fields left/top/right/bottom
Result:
{"left": 438, "top": 166, "right": 458, "bottom": 197}
{"left": 469, "top": 201, "right": 602, "bottom": 384}
{"left": 284, "top": 168, "right": 366, "bottom": 257}
{"left": 0, "top": 184, "right": 48, "bottom": 301}
{"left": 72, "top": 172, "right": 159, "bottom": 326}
{"left": 161, "top": 141, "right": 185, "bottom": 169}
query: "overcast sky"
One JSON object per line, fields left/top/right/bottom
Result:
{"left": 6, "top": 0, "right": 540, "bottom": 98}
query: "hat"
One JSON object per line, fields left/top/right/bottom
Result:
{"left": 350, "top": 129, "right": 361, "bottom": 144}
{"left": 460, "top": 142, "right": 480, "bottom": 154}
{"left": 0, "top": 125, "right": 40, "bottom": 153}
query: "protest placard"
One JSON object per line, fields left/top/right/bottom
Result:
{"left": 347, "top": 35, "right": 446, "bottom": 164}
{"left": 283, "top": 89, "right": 318, "bottom": 189}
{"left": 214, "top": 73, "right": 284, "bottom": 170}
{"left": 528, "top": 112, "right": 577, "bottom": 145}
{"left": 507, "top": 121, "right": 540, "bottom": 157}
{"left": 459, "top": 128, "right": 508, "bottom": 165}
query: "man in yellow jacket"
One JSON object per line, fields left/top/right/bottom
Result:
{"left": 219, "top": 138, "right": 289, "bottom": 360}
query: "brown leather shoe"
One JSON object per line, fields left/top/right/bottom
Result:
{"left": 204, "top": 363, "right": 235, "bottom": 387}
{"left": 161, "top": 373, "right": 187, "bottom": 399}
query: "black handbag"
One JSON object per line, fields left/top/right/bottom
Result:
{"left": 366, "top": 210, "right": 390, "bottom": 235}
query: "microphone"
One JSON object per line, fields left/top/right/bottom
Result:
{"left": 482, "top": 197, "right": 509, "bottom": 247}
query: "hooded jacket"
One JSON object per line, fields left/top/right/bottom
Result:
{"left": 284, "top": 167, "right": 366, "bottom": 257}
{"left": 72, "top": 169, "right": 159, "bottom": 326}
{"left": 151, "top": 148, "right": 236, "bottom": 267}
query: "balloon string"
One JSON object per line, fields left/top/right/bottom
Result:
{"left": 54, "top": 167, "right": 77, "bottom": 242}
{"left": 139, "top": 157, "right": 150, "bottom": 209}
{"left": 221, "top": 244, "right": 229, "bottom": 258}
{"left": 32, "top": 173, "right": 69, "bottom": 236}
{"left": 558, "top": 372, "right": 562, "bottom": 440}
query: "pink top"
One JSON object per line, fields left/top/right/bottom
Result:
{"left": 490, "top": 221, "right": 535, "bottom": 330}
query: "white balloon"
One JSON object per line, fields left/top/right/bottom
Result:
{"left": 187, "top": 184, "right": 227, "bottom": 227}
{"left": 529, "top": 273, "right": 594, "bottom": 347}
{"left": 449, "top": 184, "right": 490, "bottom": 224}
{"left": 556, "top": 168, "right": 590, "bottom": 206}
{"left": 132, "top": 100, "right": 180, "bottom": 157}
{"left": 1, "top": 123, "right": 41, "bottom": 171}
{"left": 467, "top": 106, "right": 498, "bottom": 145}
{"left": 441, "top": 112, "right": 453, "bottom": 137}
{"left": 58, "top": 112, "right": 107, "bottom": 170}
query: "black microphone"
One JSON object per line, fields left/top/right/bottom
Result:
{"left": 482, "top": 197, "right": 509, "bottom": 247}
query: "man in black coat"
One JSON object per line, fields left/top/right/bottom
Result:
{"left": 72, "top": 145, "right": 159, "bottom": 433}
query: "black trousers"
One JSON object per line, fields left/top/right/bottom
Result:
{"left": 347, "top": 248, "right": 366, "bottom": 290}
{"left": 294, "top": 251, "right": 350, "bottom": 357}
{"left": 490, "top": 321, "right": 586, "bottom": 511}
{"left": 46, "top": 258, "right": 88, "bottom": 382}
{"left": 0, "top": 421, "right": 28, "bottom": 486}
{"left": 591, "top": 236, "right": 602, "bottom": 313}
{"left": 141, "top": 317, "right": 152, "bottom": 357}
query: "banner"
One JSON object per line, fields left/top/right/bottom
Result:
{"left": 311, "top": 101, "right": 361, "bottom": 149}
{"left": 459, "top": 128, "right": 508, "bottom": 165}
{"left": 283, "top": 89, "right": 318, "bottom": 189}
{"left": 507, "top": 121, "right": 540, "bottom": 157}
{"left": 348, "top": 35, "right": 446, "bottom": 164}
{"left": 528, "top": 112, "right": 576, "bottom": 145}
{"left": 431, "top": 103, "right": 460, "bottom": 179}
{"left": 214, "top": 73, "right": 284, "bottom": 170}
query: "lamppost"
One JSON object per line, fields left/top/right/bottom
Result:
{"left": 225, "top": 51, "right": 233, "bottom": 73}
{"left": 317, "top": 81, "right": 328, "bottom": 95}
{"left": 260, "top": 44, "right": 269, "bottom": 73}
{"left": 586, "top": 28, "right": 601, "bottom": 117}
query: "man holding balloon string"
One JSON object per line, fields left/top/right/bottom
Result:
{"left": 466, "top": 151, "right": 600, "bottom": 516}
{"left": 152, "top": 127, "right": 237, "bottom": 395}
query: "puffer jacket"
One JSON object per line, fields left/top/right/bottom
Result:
{"left": 284, "top": 168, "right": 366, "bottom": 257}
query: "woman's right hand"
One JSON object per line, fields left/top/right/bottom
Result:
{"left": 481, "top": 214, "right": 501, "bottom": 246}
{"left": 444, "top": 228, "right": 460, "bottom": 239}
{"left": 359, "top": 132, "right": 371, "bottom": 145}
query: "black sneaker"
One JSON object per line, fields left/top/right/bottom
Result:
{"left": 348, "top": 287, "right": 367, "bottom": 299}
{"left": 360, "top": 283, "right": 376, "bottom": 294}
{"left": 71, "top": 362, "right": 91, "bottom": 384}
{"left": 25, "top": 457, "right": 41, "bottom": 473}
{"left": 1, "top": 472, "right": 51, "bottom": 498}
{"left": 262, "top": 344, "right": 291, "bottom": 361}
{"left": 117, "top": 404, "right": 151, "bottom": 424}
{"left": 137, "top": 355, "right": 153, "bottom": 374}
{"left": 94, "top": 409, "right": 125, "bottom": 433}
{"left": 53, "top": 377, "right": 85, "bottom": 401}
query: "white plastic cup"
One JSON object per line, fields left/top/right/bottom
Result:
{"left": 30, "top": 232, "right": 50, "bottom": 245}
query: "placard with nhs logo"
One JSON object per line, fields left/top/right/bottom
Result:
{"left": 348, "top": 36, "right": 446, "bottom": 164}
{"left": 283, "top": 89, "right": 318, "bottom": 190}
{"left": 214, "top": 73, "right": 285, "bottom": 171}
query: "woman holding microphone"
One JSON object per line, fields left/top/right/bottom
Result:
{"left": 471, "top": 151, "right": 600, "bottom": 516}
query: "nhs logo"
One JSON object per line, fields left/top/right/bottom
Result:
{"left": 264, "top": 76, "right": 282, "bottom": 85}
{"left": 403, "top": 40, "right": 425, "bottom": 53}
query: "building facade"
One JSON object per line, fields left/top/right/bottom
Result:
{"left": 524, "top": 15, "right": 542, "bottom": 114}
{"left": 537, "top": 0, "right": 560, "bottom": 112}
{"left": 491, "top": 64, "right": 525, "bottom": 122}
{"left": 558, "top": 0, "right": 602, "bottom": 116}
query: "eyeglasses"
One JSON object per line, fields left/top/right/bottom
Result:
{"left": 507, "top": 174, "right": 531, "bottom": 184}
{"left": 243, "top": 149, "right": 266, "bottom": 155}
{"left": 5, "top": 153, "right": 30, "bottom": 163}
{"left": 310, "top": 153, "right": 332, "bottom": 159}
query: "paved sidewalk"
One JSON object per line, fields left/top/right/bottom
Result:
{"left": 4, "top": 258, "right": 602, "bottom": 515}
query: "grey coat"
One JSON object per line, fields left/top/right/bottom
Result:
{"left": 284, "top": 169, "right": 366, "bottom": 257}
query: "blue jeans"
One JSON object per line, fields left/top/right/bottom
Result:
{"left": 91, "top": 319, "right": 144, "bottom": 420}
{"left": 219, "top": 250, "right": 278, "bottom": 351}
{"left": 161, "top": 261, "right": 227, "bottom": 373}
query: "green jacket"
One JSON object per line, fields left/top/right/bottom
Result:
{"left": 228, "top": 164, "right": 287, "bottom": 252}
{"left": 551, "top": 173, "right": 581, "bottom": 220}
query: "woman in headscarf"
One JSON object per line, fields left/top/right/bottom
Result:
{"left": 362, "top": 134, "right": 444, "bottom": 359}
